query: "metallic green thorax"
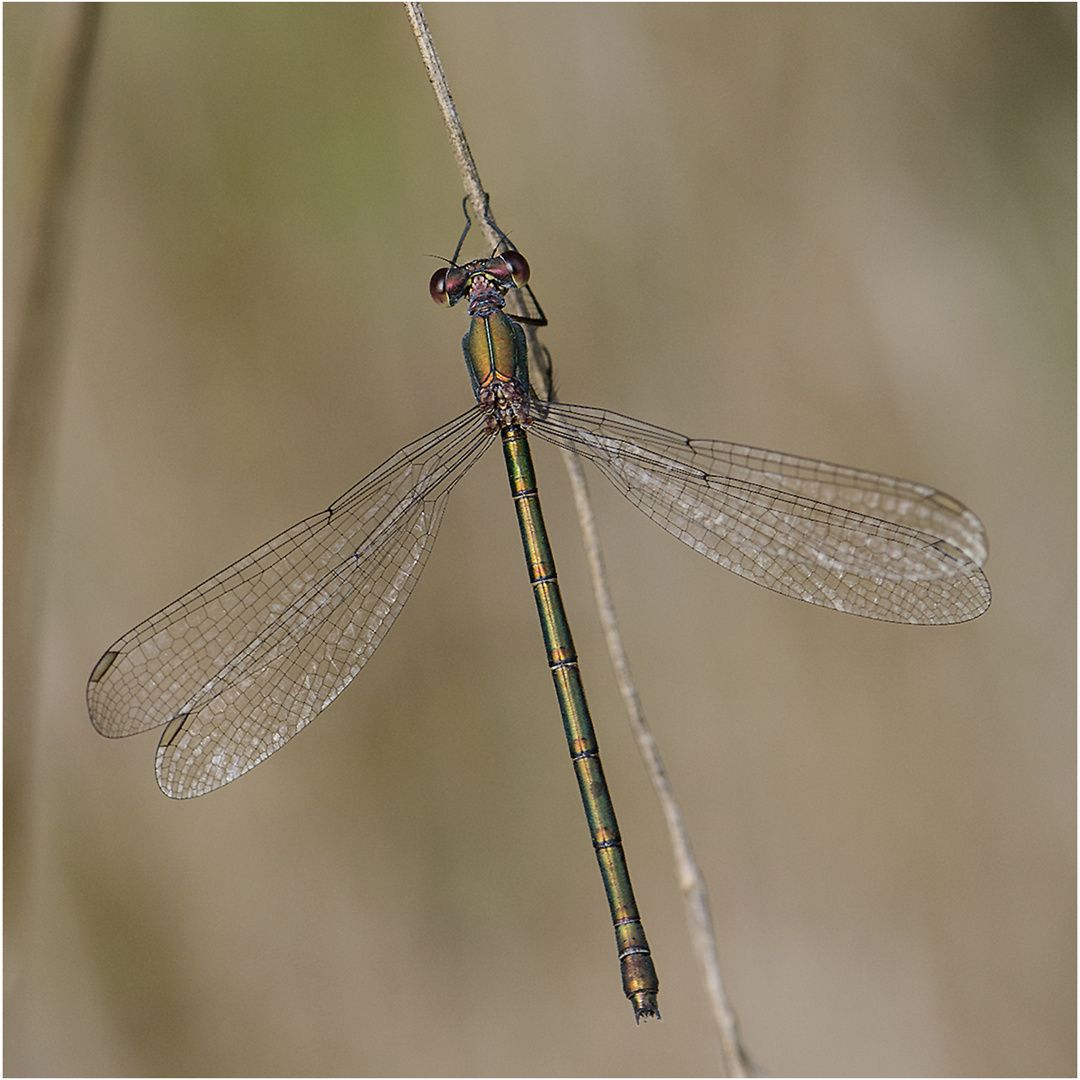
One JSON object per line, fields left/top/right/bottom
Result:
{"left": 463, "top": 308, "right": 530, "bottom": 398}
{"left": 461, "top": 286, "right": 660, "bottom": 1020}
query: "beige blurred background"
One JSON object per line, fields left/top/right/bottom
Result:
{"left": 5, "top": 4, "right": 1074, "bottom": 1076}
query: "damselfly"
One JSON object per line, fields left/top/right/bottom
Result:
{"left": 88, "top": 227, "right": 990, "bottom": 1021}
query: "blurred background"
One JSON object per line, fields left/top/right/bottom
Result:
{"left": 5, "top": 4, "right": 1074, "bottom": 1076}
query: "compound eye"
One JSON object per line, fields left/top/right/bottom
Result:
{"left": 431, "top": 266, "right": 469, "bottom": 306}
{"left": 499, "top": 250, "right": 530, "bottom": 287}
{"left": 429, "top": 268, "right": 451, "bottom": 306}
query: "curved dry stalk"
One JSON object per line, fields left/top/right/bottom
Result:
{"left": 404, "top": 4, "right": 751, "bottom": 1072}
{"left": 403, "top": 3, "right": 498, "bottom": 254}
{"left": 561, "top": 449, "right": 753, "bottom": 1076}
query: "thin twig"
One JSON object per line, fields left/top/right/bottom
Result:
{"left": 404, "top": 4, "right": 752, "bottom": 1072}
{"left": 561, "top": 450, "right": 753, "bottom": 1076}
{"left": 403, "top": 2, "right": 498, "bottom": 254}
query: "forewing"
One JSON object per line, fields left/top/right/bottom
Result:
{"left": 532, "top": 402, "right": 990, "bottom": 624}
{"left": 87, "top": 408, "right": 494, "bottom": 797}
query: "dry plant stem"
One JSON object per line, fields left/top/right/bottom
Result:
{"left": 404, "top": 2, "right": 498, "bottom": 253}
{"left": 405, "top": 5, "right": 750, "bottom": 1071}
{"left": 562, "top": 450, "right": 752, "bottom": 1077}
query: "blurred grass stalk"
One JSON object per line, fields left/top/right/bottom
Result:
{"left": 6, "top": 0, "right": 102, "bottom": 962}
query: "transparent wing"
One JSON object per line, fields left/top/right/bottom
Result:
{"left": 87, "top": 407, "right": 495, "bottom": 798}
{"left": 531, "top": 402, "right": 990, "bottom": 624}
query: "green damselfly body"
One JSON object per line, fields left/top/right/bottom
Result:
{"left": 88, "top": 222, "right": 991, "bottom": 1021}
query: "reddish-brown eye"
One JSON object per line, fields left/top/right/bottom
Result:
{"left": 429, "top": 268, "right": 450, "bottom": 306}
{"left": 500, "top": 250, "right": 530, "bottom": 287}
{"left": 431, "top": 266, "right": 469, "bottom": 305}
